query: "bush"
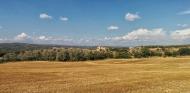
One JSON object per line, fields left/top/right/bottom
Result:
{"left": 178, "top": 48, "right": 190, "bottom": 56}
{"left": 141, "top": 48, "right": 151, "bottom": 57}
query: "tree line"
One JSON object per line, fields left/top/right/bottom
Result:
{"left": 0, "top": 48, "right": 112, "bottom": 62}
{"left": 1, "top": 46, "right": 190, "bottom": 63}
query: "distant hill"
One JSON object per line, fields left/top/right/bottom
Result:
{"left": 138, "top": 44, "right": 190, "bottom": 48}
{"left": 0, "top": 43, "right": 96, "bottom": 54}
{"left": 1, "top": 43, "right": 190, "bottom": 62}
{"left": 1, "top": 43, "right": 190, "bottom": 54}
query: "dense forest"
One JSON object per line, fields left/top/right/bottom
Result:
{"left": 0, "top": 43, "right": 190, "bottom": 63}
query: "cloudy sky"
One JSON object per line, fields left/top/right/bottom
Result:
{"left": 0, "top": 0, "right": 190, "bottom": 46}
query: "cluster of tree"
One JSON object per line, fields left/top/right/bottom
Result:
{"left": 1, "top": 45, "right": 190, "bottom": 63}
{"left": 131, "top": 47, "right": 190, "bottom": 58}
{"left": 110, "top": 48, "right": 131, "bottom": 58}
{"left": 0, "top": 48, "right": 112, "bottom": 63}
{"left": 111, "top": 47, "right": 190, "bottom": 58}
{"left": 178, "top": 48, "right": 190, "bottom": 56}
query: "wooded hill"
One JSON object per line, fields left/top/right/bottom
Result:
{"left": 0, "top": 43, "right": 190, "bottom": 63}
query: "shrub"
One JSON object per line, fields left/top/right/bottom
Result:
{"left": 178, "top": 48, "right": 190, "bottom": 56}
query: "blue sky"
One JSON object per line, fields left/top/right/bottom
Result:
{"left": 0, "top": 0, "right": 190, "bottom": 46}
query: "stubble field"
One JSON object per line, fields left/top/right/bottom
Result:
{"left": 1, "top": 57, "right": 190, "bottom": 93}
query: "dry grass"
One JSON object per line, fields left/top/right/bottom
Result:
{"left": 1, "top": 57, "right": 190, "bottom": 93}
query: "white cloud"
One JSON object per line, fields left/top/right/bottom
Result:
{"left": 60, "top": 16, "right": 69, "bottom": 21}
{"left": 125, "top": 13, "right": 141, "bottom": 21}
{"left": 103, "top": 27, "right": 190, "bottom": 46}
{"left": 0, "top": 38, "right": 4, "bottom": 41}
{"left": 36, "top": 35, "right": 64, "bottom": 41}
{"left": 107, "top": 25, "right": 119, "bottom": 31}
{"left": 112, "top": 28, "right": 166, "bottom": 41}
{"left": 40, "top": 13, "right": 52, "bottom": 19}
{"left": 38, "top": 36, "right": 49, "bottom": 40}
{"left": 171, "top": 28, "right": 190, "bottom": 40}
{"left": 2, "top": 28, "right": 190, "bottom": 46}
{"left": 15, "top": 33, "right": 30, "bottom": 41}
{"left": 0, "top": 38, "right": 8, "bottom": 43}
{"left": 177, "top": 24, "right": 188, "bottom": 28}
{"left": 178, "top": 10, "right": 190, "bottom": 15}
{"left": 104, "top": 37, "right": 112, "bottom": 40}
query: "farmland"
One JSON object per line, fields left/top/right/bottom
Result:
{"left": 1, "top": 57, "right": 190, "bottom": 93}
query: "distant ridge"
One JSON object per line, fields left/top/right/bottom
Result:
{"left": 0, "top": 43, "right": 97, "bottom": 53}
{"left": 137, "top": 44, "right": 190, "bottom": 48}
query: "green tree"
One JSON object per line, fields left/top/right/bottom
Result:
{"left": 178, "top": 48, "right": 190, "bottom": 56}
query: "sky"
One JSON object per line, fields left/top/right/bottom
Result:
{"left": 0, "top": 0, "right": 190, "bottom": 46}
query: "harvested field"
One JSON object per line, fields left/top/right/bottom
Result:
{"left": 1, "top": 57, "right": 190, "bottom": 93}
